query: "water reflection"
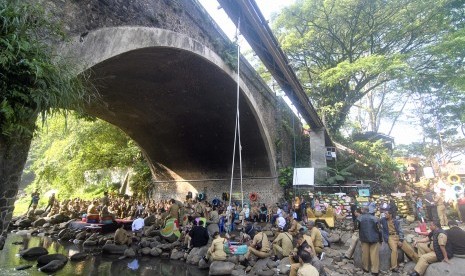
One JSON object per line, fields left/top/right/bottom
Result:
{"left": 0, "top": 234, "right": 209, "bottom": 276}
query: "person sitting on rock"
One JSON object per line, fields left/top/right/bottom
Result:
{"left": 244, "top": 226, "right": 271, "bottom": 261}
{"left": 297, "top": 250, "right": 319, "bottom": 276}
{"left": 307, "top": 220, "right": 324, "bottom": 256}
{"left": 446, "top": 220, "right": 465, "bottom": 257}
{"left": 272, "top": 227, "right": 293, "bottom": 261}
{"left": 204, "top": 231, "right": 227, "bottom": 262}
{"left": 380, "top": 210, "right": 404, "bottom": 272}
{"left": 276, "top": 213, "right": 287, "bottom": 230}
{"left": 100, "top": 205, "right": 115, "bottom": 225}
{"left": 289, "top": 233, "right": 317, "bottom": 276}
{"left": 166, "top": 198, "right": 179, "bottom": 222}
{"left": 407, "top": 221, "right": 453, "bottom": 276}
{"left": 289, "top": 217, "right": 303, "bottom": 236}
{"left": 208, "top": 206, "right": 220, "bottom": 225}
{"left": 114, "top": 224, "right": 132, "bottom": 246}
{"left": 189, "top": 219, "right": 209, "bottom": 248}
{"left": 132, "top": 215, "right": 145, "bottom": 236}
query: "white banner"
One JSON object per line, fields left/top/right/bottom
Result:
{"left": 293, "top": 168, "right": 315, "bottom": 186}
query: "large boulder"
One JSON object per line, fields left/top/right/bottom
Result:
{"left": 207, "top": 223, "right": 220, "bottom": 236}
{"left": 20, "top": 247, "right": 48, "bottom": 259}
{"left": 378, "top": 242, "right": 391, "bottom": 271}
{"left": 75, "top": 231, "right": 86, "bottom": 240}
{"left": 37, "top": 254, "right": 68, "bottom": 267}
{"left": 187, "top": 246, "right": 208, "bottom": 265}
{"left": 70, "top": 252, "right": 88, "bottom": 262}
{"left": 32, "top": 218, "right": 47, "bottom": 227}
{"left": 102, "top": 244, "right": 127, "bottom": 255}
{"left": 58, "top": 229, "right": 71, "bottom": 240}
{"left": 209, "top": 261, "right": 235, "bottom": 275}
{"left": 277, "top": 257, "right": 291, "bottom": 274}
{"left": 124, "top": 248, "right": 136, "bottom": 257}
{"left": 141, "top": 247, "right": 151, "bottom": 255}
{"left": 83, "top": 239, "right": 98, "bottom": 247}
{"left": 16, "top": 219, "right": 32, "bottom": 228}
{"left": 38, "top": 260, "right": 66, "bottom": 273}
{"left": 425, "top": 257, "right": 465, "bottom": 276}
{"left": 50, "top": 214, "right": 67, "bottom": 224}
{"left": 170, "top": 249, "right": 184, "bottom": 260}
{"left": 150, "top": 247, "right": 162, "bottom": 257}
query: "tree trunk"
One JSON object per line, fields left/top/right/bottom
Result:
{"left": 0, "top": 132, "right": 33, "bottom": 250}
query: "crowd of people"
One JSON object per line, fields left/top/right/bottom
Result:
{"left": 23, "top": 180, "right": 465, "bottom": 276}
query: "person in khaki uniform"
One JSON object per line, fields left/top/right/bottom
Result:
{"left": 435, "top": 190, "right": 448, "bottom": 226}
{"left": 404, "top": 221, "right": 453, "bottom": 276}
{"left": 167, "top": 199, "right": 179, "bottom": 220}
{"left": 114, "top": 224, "right": 132, "bottom": 246}
{"left": 244, "top": 226, "right": 271, "bottom": 260}
{"left": 358, "top": 207, "right": 381, "bottom": 276}
{"left": 297, "top": 250, "right": 319, "bottom": 276}
{"left": 205, "top": 232, "right": 227, "bottom": 262}
{"left": 380, "top": 210, "right": 404, "bottom": 272}
{"left": 289, "top": 233, "right": 314, "bottom": 276}
{"left": 307, "top": 221, "right": 324, "bottom": 255}
{"left": 288, "top": 218, "right": 303, "bottom": 236}
{"left": 272, "top": 228, "right": 294, "bottom": 260}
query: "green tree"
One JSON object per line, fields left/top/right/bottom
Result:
{"left": 273, "top": 0, "right": 463, "bottom": 137}
{"left": 0, "top": 1, "right": 94, "bottom": 249}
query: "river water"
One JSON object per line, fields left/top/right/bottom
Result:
{"left": 0, "top": 233, "right": 208, "bottom": 276}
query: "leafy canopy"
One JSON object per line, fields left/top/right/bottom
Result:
{"left": 0, "top": 0, "right": 95, "bottom": 138}
{"left": 273, "top": 0, "right": 463, "bottom": 136}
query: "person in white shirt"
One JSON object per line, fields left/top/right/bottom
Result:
{"left": 132, "top": 216, "right": 145, "bottom": 232}
{"left": 277, "top": 213, "right": 286, "bottom": 229}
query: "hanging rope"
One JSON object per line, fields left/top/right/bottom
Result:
{"left": 228, "top": 16, "right": 244, "bottom": 214}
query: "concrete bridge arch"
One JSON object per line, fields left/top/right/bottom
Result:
{"left": 61, "top": 26, "right": 277, "bottom": 197}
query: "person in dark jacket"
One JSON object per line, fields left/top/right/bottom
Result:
{"left": 358, "top": 207, "right": 381, "bottom": 276}
{"left": 380, "top": 210, "right": 404, "bottom": 272}
{"left": 446, "top": 220, "right": 465, "bottom": 257}
{"left": 189, "top": 220, "right": 209, "bottom": 248}
{"left": 424, "top": 188, "right": 437, "bottom": 222}
{"left": 409, "top": 221, "right": 453, "bottom": 276}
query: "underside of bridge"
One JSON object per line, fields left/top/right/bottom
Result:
{"left": 84, "top": 46, "right": 272, "bottom": 180}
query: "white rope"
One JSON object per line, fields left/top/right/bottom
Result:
{"left": 228, "top": 17, "right": 243, "bottom": 219}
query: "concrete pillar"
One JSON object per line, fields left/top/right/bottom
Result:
{"left": 309, "top": 129, "right": 327, "bottom": 179}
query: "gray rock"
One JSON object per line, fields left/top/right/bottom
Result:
{"left": 102, "top": 244, "right": 127, "bottom": 255}
{"left": 75, "top": 232, "right": 86, "bottom": 240}
{"left": 141, "top": 247, "right": 151, "bottom": 255}
{"left": 70, "top": 252, "right": 88, "bottom": 262}
{"left": 328, "top": 233, "right": 341, "bottom": 243}
{"left": 231, "top": 270, "right": 246, "bottom": 276}
{"left": 15, "top": 264, "right": 33, "bottom": 271}
{"left": 20, "top": 247, "right": 48, "bottom": 258}
{"left": 32, "top": 218, "right": 46, "bottom": 227}
{"left": 140, "top": 239, "right": 151, "bottom": 248}
{"left": 150, "top": 241, "right": 161, "bottom": 248}
{"left": 17, "top": 219, "right": 32, "bottom": 228}
{"left": 227, "top": 255, "right": 239, "bottom": 264}
{"left": 83, "top": 240, "right": 98, "bottom": 247}
{"left": 277, "top": 263, "right": 290, "bottom": 275}
{"left": 58, "top": 229, "right": 70, "bottom": 239}
{"left": 379, "top": 242, "right": 391, "bottom": 271}
{"left": 257, "top": 270, "right": 275, "bottom": 276}
{"left": 170, "top": 250, "right": 184, "bottom": 260}
{"left": 37, "top": 253, "right": 68, "bottom": 267}
{"left": 209, "top": 261, "right": 235, "bottom": 275}
{"left": 124, "top": 248, "right": 136, "bottom": 257}
{"left": 207, "top": 223, "right": 220, "bottom": 236}
{"left": 424, "top": 257, "right": 465, "bottom": 276}
{"left": 38, "top": 260, "right": 66, "bottom": 273}
{"left": 199, "top": 258, "right": 210, "bottom": 269}
{"left": 150, "top": 247, "right": 162, "bottom": 257}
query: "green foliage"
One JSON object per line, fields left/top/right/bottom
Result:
{"left": 321, "top": 163, "right": 355, "bottom": 185}
{"left": 273, "top": 0, "right": 463, "bottom": 136}
{"left": 28, "top": 112, "right": 151, "bottom": 199}
{"left": 278, "top": 166, "right": 293, "bottom": 188}
{"left": 0, "top": 0, "right": 95, "bottom": 138}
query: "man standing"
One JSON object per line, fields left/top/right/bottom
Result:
{"left": 435, "top": 189, "right": 448, "bottom": 226}
{"left": 44, "top": 193, "right": 55, "bottom": 213}
{"left": 368, "top": 197, "right": 377, "bottom": 215}
{"left": 350, "top": 200, "right": 359, "bottom": 230}
{"left": 424, "top": 188, "right": 437, "bottom": 221}
{"left": 408, "top": 221, "right": 453, "bottom": 276}
{"left": 358, "top": 207, "right": 381, "bottom": 276}
{"left": 380, "top": 210, "right": 404, "bottom": 272}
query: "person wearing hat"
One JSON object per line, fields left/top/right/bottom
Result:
{"left": 435, "top": 189, "right": 448, "bottom": 226}
{"left": 244, "top": 226, "right": 271, "bottom": 261}
{"left": 272, "top": 227, "right": 294, "bottom": 261}
{"left": 408, "top": 221, "right": 453, "bottom": 276}
{"left": 307, "top": 220, "right": 324, "bottom": 255}
{"left": 204, "top": 231, "right": 227, "bottom": 262}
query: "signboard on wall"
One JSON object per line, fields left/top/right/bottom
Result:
{"left": 293, "top": 168, "right": 315, "bottom": 186}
